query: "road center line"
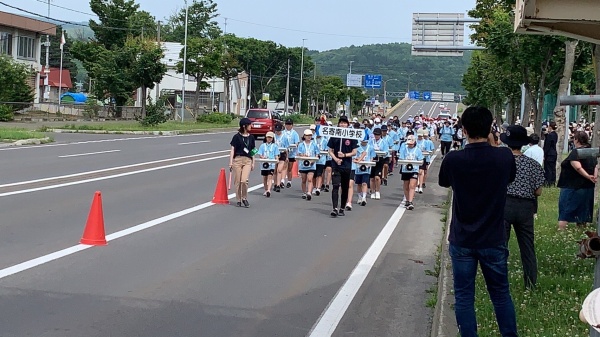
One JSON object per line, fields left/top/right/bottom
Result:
{"left": 0, "top": 184, "right": 263, "bottom": 280}
{"left": 59, "top": 150, "right": 121, "bottom": 158}
{"left": 178, "top": 140, "right": 211, "bottom": 145}
{"left": 308, "top": 154, "right": 438, "bottom": 337}
{"left": 0, "top": 154, "right": 229, "bottom": 197}
{"left": 0, "top": 150, "right": 229, "bottom": 189}
{"left": 0, "top": 131, "right": 233, "bottom": 151}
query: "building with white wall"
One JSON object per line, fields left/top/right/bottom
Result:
{"left": 143, "top": 42, "right": 248, "bottom": 115}
{"left": 0, "top": 11, "right": 56, "bottom": 103}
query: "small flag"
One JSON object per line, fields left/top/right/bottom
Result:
{"left": 176, "top": 94, "right": 182, "bottom": 103}
{"left": 60, "top": 31, "right": 66, "bottom": 50}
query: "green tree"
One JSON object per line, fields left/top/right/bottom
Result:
{"left": 40, "top": 26, "right": 78, "bottom": 92}
{"left": 72, "top": 0, "right": 163, "bottom": 117}
{"left": 161, "top": 0, "right": 221, "bottom": 43}
{"left": 176, "top": 37, "right": 222, "bottom": 115}
{"left": 130, "top": 10, "right": 158, "bottom": 39}
{"left": 124, "top": 37, "right": 167, "bottom": 117}
{"left": 89, "top": 0, "right": 141, "bottom": 50}
{"left": 469, "top": 4, "right": 565, "bottom": 133}
{"left": 0, "top": 56, "right": 34, "bottom": 111}
{"left": 217, "top": 34, "right": 242, "bottom": 114}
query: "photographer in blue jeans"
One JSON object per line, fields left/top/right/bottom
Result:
{"left": 439, "top": 106, "right": 518, "bottom": 337}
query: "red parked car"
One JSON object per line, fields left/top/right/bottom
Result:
{"left": 245, "top": 109, "right": 282, "bottom": 139}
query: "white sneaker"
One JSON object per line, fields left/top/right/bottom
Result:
{"left": 375, "top": 192, "right": 381, "bottom": 200}
{"left": 371, "top": 193, "right": 376, "bottom": 199}
{"left": 417, "top": 187, "right": 423, "bottom": 194}
{"left": 360, "top": 197, "right": 367, "bottom": 206}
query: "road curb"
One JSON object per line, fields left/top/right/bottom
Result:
{"left": 0, "top": 137, "right": 52, "bottom": 147}
{"left": 431, "top": 194, "right": 458, "bottom": 337}
{"left": 46, "top": 124, "right": 313, "bottom": 136}
{"left": 47, "top": 127, "right": 238, "bottom": 135}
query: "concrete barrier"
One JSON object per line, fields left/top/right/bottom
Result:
{"left": 384, "top": 98, "right": 409, "bottom": 117}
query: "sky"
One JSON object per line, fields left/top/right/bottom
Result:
{"left": 3, "top": 0, "right": 477, "bottom": 51}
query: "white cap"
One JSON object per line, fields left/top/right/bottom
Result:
{"left": 581, "top": 288, "right": 600, "bottom": 332}
{"left": 374, "top": 118, "right": 381, "bottom": 123}
{"left": 352, "top": 117, "right": 358, "bottom": 122}
{"left": 303, "top": 129, "right": 313, "bottom": 136}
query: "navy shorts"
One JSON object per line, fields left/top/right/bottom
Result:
{"left": 325, "top": 160, "right": 332, "bottom": 168}
{"left": 354, "top": 173, "right": 370, "bottom": 185}
{"left": 315, "top": 164, "right": 325, "bottom": 177}
{"left": 261, "top": 169, "right": 274, "bottom": 176}
{"left": 299, "top": 169, "right": 316, "bottom": 175}
{"left": 401, "top": 172, "right": 419, "bottom": 181}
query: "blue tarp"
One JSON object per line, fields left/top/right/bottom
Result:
{"left": 60, "top": 93, "right": 88, "bottom": 104}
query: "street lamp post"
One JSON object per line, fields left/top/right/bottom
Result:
{"left": 180, "top": 0, "right": 189, "bottom": 122}
{"left": 402, "top": 72, "right": 417, "bottom": 94}
{"left": 383, "top": 78, "right": 398, "bottom": 115}
{"left": 299, "top": 38, "right": 307, "bottom": 114}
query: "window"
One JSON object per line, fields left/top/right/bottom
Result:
{"left": 18, "top": 36, "right": 35, "bottom": 59}
{"left": 0, "top": 32, "right": 12, "bottom": 55}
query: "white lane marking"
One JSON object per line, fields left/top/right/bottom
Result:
{"left": 0, "top": 184, "right": 263, "bottom": 280}
{"left": 178, "top": 140, "right": 211, "bottom": 145}
{"left": 59, "top": 150, "right": 121, "bottom": 158}
{"left": 0, "top": 131, "right": 233, "bottom": 151}
{"left": 0, "top": 154, "right": 229, "bottom": 197}
{"left": 0, "top": 150, "right": 229, "bottom": 189}
{"left": 427, "top": 102, "right": 439, "bottom": 117}
{"left": 308, "top": 154, "right": 438, "bottom": 337}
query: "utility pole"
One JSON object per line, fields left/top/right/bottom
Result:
{"left": 180, "top": 0, "right": 189, "bottom": 122}
{"left": 285, "top": 58, "right": 290, "bottom": 116}
{"left": 156, "top": 20, "right": 161, "bottom": 102}
{"left": 43, "top": 0, "right": 50, "bottom": 104}
{"left": 248, "top": 70, "right": 252, "bottom": 110}
{"left": 299, "top": 39, "right": 307, "bottom": 114}
{"left": 347, "top": 60, "right": 354, "bottom": 119}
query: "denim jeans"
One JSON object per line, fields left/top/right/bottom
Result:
{"left": 449, "top": 243, "right": 518, "bottom": 337}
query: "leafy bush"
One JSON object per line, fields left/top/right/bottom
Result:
{"left": 0, "top": 105, "right": 14, "bottom": 122}
{"left": 140, "top": 97, "right": 168, "bottom": 127}
{"left": 82, "top": 99, "right": 101, "bottom": 119}
{"left": 196, "top": 112, "right": 234, "bottom": 124}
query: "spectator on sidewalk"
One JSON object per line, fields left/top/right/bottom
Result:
{"left": 557, "top": 131, "right": 598, "bottom": 230}
{"left": 439, "top": 106, "right": 518, "bottom": 337}
{"left": 543, "top": 122, "right": 558, "bottom": 186}
{"left": 501, "top": 126, "right": 545, "bottom": 289}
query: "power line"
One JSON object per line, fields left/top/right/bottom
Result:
{"left": 0, "top": 2, "right": 144, "bottom": 32}
{"left": 225, "top": 17, "right": 411, "bottom": 41}
{"left": 33, "top": 0, "right": 96, "bottom": 18}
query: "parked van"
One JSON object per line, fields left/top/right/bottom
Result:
{"left": 245, "top": 109, "right": 282, "bottom": 139}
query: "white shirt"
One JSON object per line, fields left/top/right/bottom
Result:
{"left": 524, "top": 144, "right": 544, "bottom": 166}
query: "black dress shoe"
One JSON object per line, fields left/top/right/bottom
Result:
{"left": 242, "top": 199, "right": 249, "bottom": 208}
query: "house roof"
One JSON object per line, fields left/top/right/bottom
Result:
{"left": 40, "top": 67, "right": 72, "bottom": 89}
{"left": 0, "top": 11, "right": 56, "bottom": 35}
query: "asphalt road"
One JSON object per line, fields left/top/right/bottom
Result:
{"left": 0, "top": 101, "right": 453, "bottom": 337}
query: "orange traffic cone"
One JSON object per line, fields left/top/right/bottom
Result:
{"left": 212, "top": 168, "right": 229, "bottom": 204}
{"left": 80, "top": 191, "right": 107, "bottom": 246}
{"left": 292, "top": 161, "right": 299, "bottom": 178}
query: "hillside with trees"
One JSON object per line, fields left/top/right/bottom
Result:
{"left": 309, "top": 44, "right": 471, "bottom": 94}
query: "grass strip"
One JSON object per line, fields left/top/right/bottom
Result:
{"left": 474, "top": 187, "right": 595, "bottom": 336}
{"left": 0, "top": 127, "right": 48, "bottom": 141}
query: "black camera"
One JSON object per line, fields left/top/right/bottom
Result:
{"left": 360, "top": 164, "right": 368, "bottom": 172}
{"left": 406, "top": 163, "right": 413, "bottom": 171}
{"left": 262, "top": 162, "right": 270, "bottom": 169}
{"left": 303, "top": 159, "right": 311, "bottom": 167}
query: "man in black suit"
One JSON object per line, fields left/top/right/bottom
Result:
{"left": 543, "top": 121, "right": 558, "bottom": 186}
